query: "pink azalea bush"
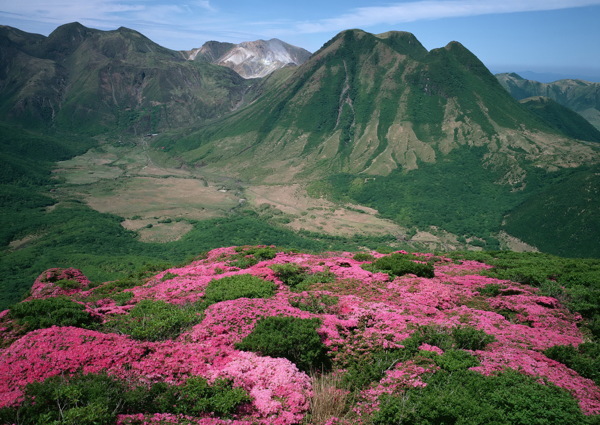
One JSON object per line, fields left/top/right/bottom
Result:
{"left": 1, "top": 246, "right": 599, "bottom": 423}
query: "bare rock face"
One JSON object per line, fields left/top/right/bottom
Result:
{"left": 186, "top": 39, "right": 312, "bottom": 78}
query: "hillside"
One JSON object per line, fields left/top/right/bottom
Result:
{"left": 159, "top": 29, "right": 600, "bottom": 255}
{"left": 496, "top": 72, "right": 600, "bottom": 131}
{"left": 2, "top": 24, "right": 600, "bottom": 312}
{"left": 1, "top": 246, "right": 599, "bottom": 424}
{"left": 518, "top": 96, "right": 600, "bottom": 143}
{"left": 0, "top": 22, "right": 251, "bottom": 135}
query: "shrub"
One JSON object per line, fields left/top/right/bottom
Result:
{"left": 373, "top": 369, "right": 590, "bottom": 425}
{"left": 102, "top": 300, "right": 201, "bottom": 341}
{"left": 269, "top": 263, "right": 336, "bottom": 291}
{"left": 235, "top": 316, "right": 331, "bottom": 373}
{"left": 544, "top": 342, "right": 600, "bottom": 385}
{"left": 434, "top": 349, "right": 480, "bottom": 371}
{"left": 290, "top": 293, "right": 339, "bottom": 314}
{"left": 0, "top": 373, "right": 250, "bottom": 424}
{"left": 228, "top": 246, "right": 277, "bottom": 268}
{"left": 363, "top": 253, "right": 435, "bottom": 278}
{"left": 9, "top": 297, "right": 97, "bottom": 331}
{"left": 409, "top": 324, "right": 496, "bottom": 351}
{"left": 352, "top": 252, "right": 375, "bottom": 262}
{"left": 342, "top": 348, "right": 410, "bottom": 390}
{"left": 0, "top": 372, "right": 127, "bottom": 425}
{"left": 203, "top": 274, "right": 276, "bottom": 306}
{"left": 269, "top": 263, "right": 309, "bottom": 288}
{"left": 478, "top": 283, "right": 503, "bottom": 297}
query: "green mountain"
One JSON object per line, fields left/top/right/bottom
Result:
{"left": 519, "top": 96, "right": 600, "bottom": 143}
{"left": 496, "top": 72, "right": 600, "bottom": 131}
{"left": 0, "top": 22, "right": 251, "bottom": 135}
{"left": 166, "top": 30, "right": 596, "bottom": 185}
{"left": 156, "top": 29, "right": 600, "bottom": 256}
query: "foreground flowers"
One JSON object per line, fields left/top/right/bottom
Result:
{"left": 0, "top": 246, "right": 598, "bottom": 424}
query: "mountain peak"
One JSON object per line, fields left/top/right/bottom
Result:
{"left": 188, "top": 38, "right": 311, "bottom": 79}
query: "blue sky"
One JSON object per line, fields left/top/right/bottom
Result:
{"left": 1, "top": 0, "right": 600, "bottom": 81}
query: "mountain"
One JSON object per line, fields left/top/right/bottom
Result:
{"left": 519, "top": 96, "right": 600, "bottom": 143}
{"left": 160, "top": 29, "right": 600, "bottom": 256}
{"left": 186, "top": 38, "right": 312, "bottom": 79}
{"left": 0, "top": 22, "right": 251, "bottom": 135}
{"left": 168, "top": 30, "right": 597, "bottom": 184}
{"left": 496, "top": 72, "right": 600, "bottom": 131}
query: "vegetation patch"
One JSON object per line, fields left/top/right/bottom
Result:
{"left": 235, "top": 316, "right": 331, "bottom": 373}
{"left": 102, "top": 300, "right": 202, "bottom": 341}
{"left": 203, "top": 274, "right": 276, "bottom": 306}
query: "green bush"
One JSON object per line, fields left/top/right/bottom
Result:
{"left": 0, "top": 372, "right": 126, "bottom": 425}
{"left": 235, "top": 316, "right": 330, "bottom": 373}
{"left": 290, "top": 293, "right": 338, "bottom": 314}
{"left": 363, "top": 253, "right": 435, "bottom": 278}
{"left": 203, "top": 274, "right": 276, "bottom": 306}
{"left": 408, "top": 324, "right": 496, "bottom": 351}
{"left": 352, "top": 252, "right": 375, "bottom": 262}
{"left": 269, "top": 263, "right": 309, "bottom": 288}
{"left": 373, "top": 369, "right": 590, "bottom": 425}
{"left": 342, "top": 348, "right": 411, "bottom": 390}
{"left": 0, "top": 373, "right": 250, "bottom": 424}
{"left": 478, "top": 283, "right": 503, "bottom": 297}
{"left": 269, "top": 263, "right": 336, "bottom": 291}
{"left": 102, "top": 300, "right": 201, "bottom": 341}
{"left": 544, "top": 342, "right": 600, "bottom": 385}
{"left": 228, "top": 246, "right": 278, "bottom": 269}
{"left": 434, "top": 349, "right": 480, "bottom": 371}
{"left": 9, "top": 297, "right": 97, "bottom": 331}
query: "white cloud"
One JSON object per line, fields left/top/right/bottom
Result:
{"left": 294, "top": 0, "right": 600, "bottom": 33}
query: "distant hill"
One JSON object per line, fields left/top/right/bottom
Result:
{"left": 185, "top": 38, "right": 311, "bottom": 79}
{"left": 519, "top": 96, "right": 600, "bottom": 143}
{"left": 496, "top": 72, "right": 600, "bottom": 131}
{"left": 0, "top": 22, "right": 251, "bottom": 134}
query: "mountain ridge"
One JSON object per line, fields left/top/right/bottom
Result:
{"left": 496, "top": 72, "right": 600, "bottom": 131}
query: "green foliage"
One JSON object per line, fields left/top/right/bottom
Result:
{"left": 520, "top": 96, "right": 600, "bottom": 143}
{"left": 148, "top": 376, "right": 250, "bottom": 418}
{"left": 269, "top": 263, "right": 337, "bottom": 291}
{"left": 503, "top": 164, "right": 600, "bottom": 258}
{"left": 9, "top": 297, "right": 97, "bottom": 331}
{"left": 325, "top": 147, "right": 517, "bottom": 244}
{"left": 478, "top": 283, "right": 503, "bottom": 297}
{"left": 363, "top": 252, "right": 435, "bottom": 278}
{"left": 341, "top": 348, "right": 412, "bottom": 390}
{"left": 434, "top": 349, "right": 480, "bottom": 372}
{"left": 289, "top": 293, "right": 339, "bottom": 314}
{"left": 447, "top": 251, "right": 600, "bottom": 336}
{"left": 352, "top": 252, "right": 375, "bottom": 262}
{"left": 373, "top": 369, "right": 590, "bottom": 425}
{"left": 102, "top": 300, "right": 202, "bottom": 341}
{"left": 409, "top": 324, "right": 496, "bottom": 351}
{"left": 203, "top": 274, "right": 276, "bottom": 306}
{"left": 235, "top": 316, "right": 331, "bottom": 373}
{"left": 227, "top": 246, "right": 278, "bottom": 269}
{"left": 0, "top": 372, "right": 126, "bottom": 425}
{"left": 269, "top": 263, "right": 310, "bottom": 288}
{"left": 544, "top": 342, "right": 600, "bottom": 386}
{"left": 0, "top": 372, "right": 250, "bottom": 424}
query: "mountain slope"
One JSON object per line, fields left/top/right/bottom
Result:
{"left": 187, "top": 38, "right": 311, "bottom": 78}
{"left": 0, "top": 22, "right": 251, "bottom": 134}
{"left": 496, "top": 72, "right": 600, "bottom": 131}
{"left": 168, "top": 30, "right": 597, "bottom": 185}
{"left": 519, "top": 96, "right": 600, "bottom": 143}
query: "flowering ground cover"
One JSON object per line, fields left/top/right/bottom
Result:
{"left": 0, "top": 246, "right": 599, "bottom": 424}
